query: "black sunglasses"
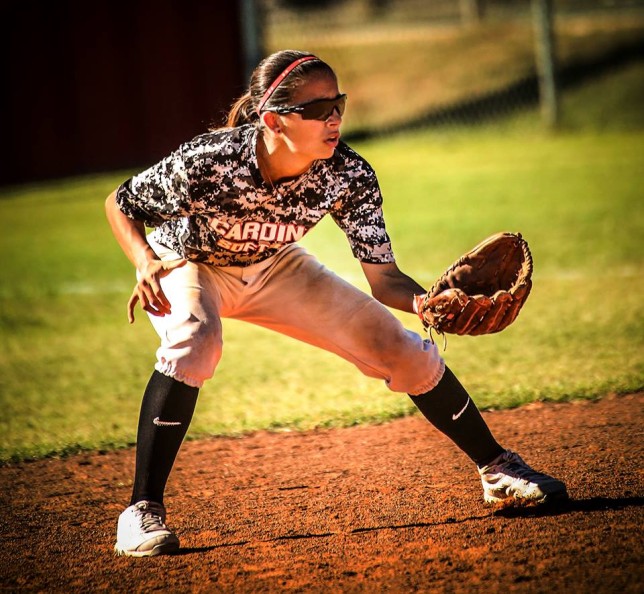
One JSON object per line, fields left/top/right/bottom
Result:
{"left": 272, "top": 94, "right": 347, "bottom": 121}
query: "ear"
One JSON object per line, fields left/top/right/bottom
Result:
{"left": 261, "top": 111, "right": 282, "bottom": 134}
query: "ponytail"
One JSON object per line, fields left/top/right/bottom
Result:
{"left": 225, "top": 92, "right": 259, "bottom": 128}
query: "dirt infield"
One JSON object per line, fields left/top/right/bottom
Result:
{"left": 1, "top": 392, "right": 642, "bottom": 593}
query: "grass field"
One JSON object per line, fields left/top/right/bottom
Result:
{"left": 1, "top": 59, "right": 643, "bottom": 463}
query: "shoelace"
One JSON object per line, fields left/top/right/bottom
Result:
{"left": 498, "top": 455, "right": 545, "bottom": 482}
{"left": 135, "top": 504, "right": 166, "bottom": 532}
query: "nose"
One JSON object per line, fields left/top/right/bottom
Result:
{"left": 327, "top": 107, "right": 342, "bottom": 125}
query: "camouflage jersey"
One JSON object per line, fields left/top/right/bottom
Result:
{"left": 115, "top": 124, "right": 395, "bottom": 267}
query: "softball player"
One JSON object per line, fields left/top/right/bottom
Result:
{"left": 106, "top": 50, "right": 567, "bottom": 557}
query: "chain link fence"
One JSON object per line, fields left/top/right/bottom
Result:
{"left": 256, "top": 0, "right": 644, "bottom": 137}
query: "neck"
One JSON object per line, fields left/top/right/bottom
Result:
{"left": 257, "top": 132, "right": 314, "bottom": 184}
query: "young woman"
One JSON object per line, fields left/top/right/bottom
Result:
{"left": 106, "top": 50, "right": 567, "bottom": 557}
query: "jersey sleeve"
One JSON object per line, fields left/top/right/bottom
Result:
{"left": 331, "top": 166, "right": 395, "bottom": 264}
{"left": 115, "top": 144, "right": 193, "bottom": 227}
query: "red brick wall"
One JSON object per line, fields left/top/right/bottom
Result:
{"left": 1, "top": 0, "right": 246, "bottom": 185}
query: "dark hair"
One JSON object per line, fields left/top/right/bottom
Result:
{"left": 220, "top": 50, "right": 336, "bottom": 129}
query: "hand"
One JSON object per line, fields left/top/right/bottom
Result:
{"left": 127, "top": 259, "right": 187, "bottom": 323}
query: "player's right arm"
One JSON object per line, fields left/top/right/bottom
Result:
{"left": 105, "top": 190, "right": 186, "bottom": 323}
{"left": 105, "top": 190, "right": 157, "bottom": 271}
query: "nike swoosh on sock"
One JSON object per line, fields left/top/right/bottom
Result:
{"left": 153, "top": 417, "right": 182, "bottom": 427}
{"left": 452, "top": 397, "right": 471, "bottom": 421}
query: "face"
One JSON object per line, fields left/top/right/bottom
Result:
{"left": 274, "top": 73, "right": 343, "bottom": 161}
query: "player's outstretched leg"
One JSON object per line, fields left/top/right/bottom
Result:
{"left": 114, "top": 371, "right": 198, "bottom": 556}
{"left": 409, "top": 366, "right": 567, "bottom": 505}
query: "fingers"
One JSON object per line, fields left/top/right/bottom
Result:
{"left": 142, "top": 259, "right": 187, "bottom": 312}
{"left": 163, "top": 259, "right": 187, "bottom": 271}
{"left": 151, "top": 260, "right": 187, "bottom": 310}
{"left": 127, "top": 283, "right": 172, "bottom": 322}
{"left": 127, "top": 286, "right": 159, "bottom": 324}
{"left": 127, "top": 290, "right": 139, "bottom": 324}
{"left": 127, "top": 258, "right": 187, "bottom": 323}
{"left": 145, "top": 274, "right": 171, "bottom": 313}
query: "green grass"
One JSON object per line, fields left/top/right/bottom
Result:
{"left": 1, "top": 62, "right": 643, "bottom": 463}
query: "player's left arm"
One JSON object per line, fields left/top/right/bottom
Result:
{"left": 360, "top": 261, "right": 426, "bottom": 314}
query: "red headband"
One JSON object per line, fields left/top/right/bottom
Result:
{"left": 256, "top": 55, "right": 318, "bottom": 115}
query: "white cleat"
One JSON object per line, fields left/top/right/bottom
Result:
{"left": 114, "top": 500, "right": 179, "bottom": 557}
{"left": 478, "top": 450, "right": 568, "bottom": 505}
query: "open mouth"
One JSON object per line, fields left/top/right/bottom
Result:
{"left": 325, "top": 133, "right": 340, "bottom": 147}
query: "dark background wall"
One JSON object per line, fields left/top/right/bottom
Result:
{"left": 1, "top": 0, "right": 246, "bottom": 186}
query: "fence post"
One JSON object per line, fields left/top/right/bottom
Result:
{"left": 239, "top": 0, "right": 265, "bottom": 84}
{"left": 460, "top": 0, "right": 483, "bottom": 26}
{"left": 532, "top": 0, "right": 559, "bottom": 128}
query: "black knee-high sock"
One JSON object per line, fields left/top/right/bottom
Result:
{"left": 409, "top": 366, "right": 504, "bottom": 467}
{"left": 130, "top": 370, "right": 199, "bottom": 506}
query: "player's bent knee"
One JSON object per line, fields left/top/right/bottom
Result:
{"left": 155, "top": 318, "right": 223, "bottom": 388}
{"left": 383, "top": 329, "right": 445, "bottom": 395}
